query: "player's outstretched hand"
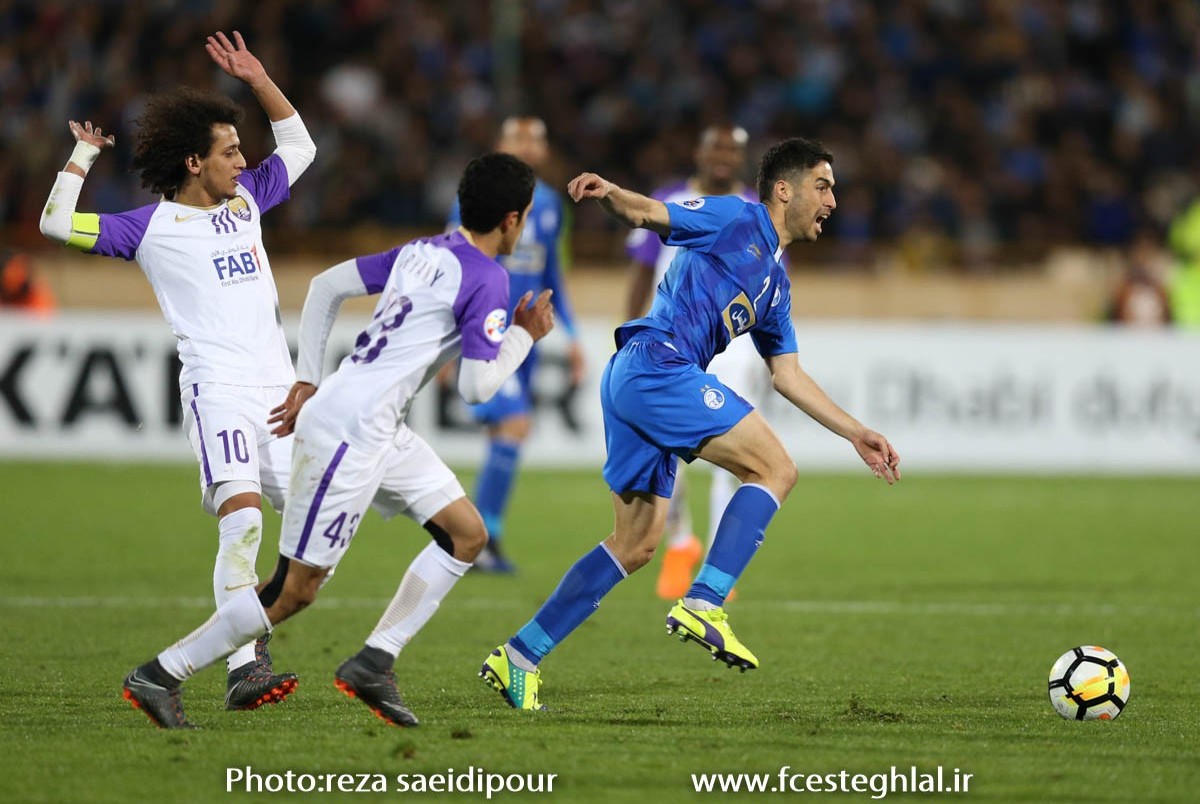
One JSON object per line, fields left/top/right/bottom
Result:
{"left": 68, "top": 120, "right": 115, "bottom": 149}
{"left": 852, "top": 429, "right": 901, "bottom": 485}
{"left": 567, "top": 173, "right": 613, "bottom": 203}
{"left": 206, "top": 31, "right": 267, "bottom": 86}
{"left": 512, "top": 289, "right": 555, "bottom": 342}
{"left": 268, "top": 381, "right": 317, "bottom": 436}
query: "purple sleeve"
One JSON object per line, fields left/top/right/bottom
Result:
{"left": 236, "top": 153, "right": 291, "bottom": 213}
{"left": 625, "top": 227, "right": 661, "bottom": 267}
{"left": 453, "top": 258, "right": 510, "bottom": 361}
{"left": 92, "top": 205, "right": 156, "bottom": 260}
{"left": 354, "top": 248, "right": 400, "bottom": 294}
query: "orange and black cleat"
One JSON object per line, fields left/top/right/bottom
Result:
{"left": 122, "top": 666, "right": 197, "bottom": 729}
{"left": 225, "top": 634, "right": 299, "bottom": 711}
{"left": 333, "top": 653, "right": 419, "bottom": 727}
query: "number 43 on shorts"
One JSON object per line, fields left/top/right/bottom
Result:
{"left": 324, "top": 512, "right": 361, "bottom": 549}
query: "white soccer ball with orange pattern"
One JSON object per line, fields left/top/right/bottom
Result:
{"left": 1047, "top": 646, "right": 1130, "bottom": 721}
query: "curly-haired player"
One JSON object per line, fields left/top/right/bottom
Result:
{"left": 39, "top": 31, "right": 316, "bottom": 723}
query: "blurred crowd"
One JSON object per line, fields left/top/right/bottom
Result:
{"left": 2, "top": 0, "right": 1199, "bottom": 271}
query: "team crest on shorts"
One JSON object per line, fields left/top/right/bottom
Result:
{"left": 682, "top": 198, "right": 705, "bottom": 209}
{"left": 484, "top": 308, "right": 508, "bottom": 343}
{"left": 226, "top": 196, "right": 252, "bottom": 222}
{"left": 701, "top": 384, "right": 726, "bottom": 410}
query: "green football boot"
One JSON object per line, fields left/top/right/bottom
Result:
{"left": 479, "top": 646, "right": 544, "bottom": 710}
{"left": 666, "top": 600, "right": 759, "bottom": 671}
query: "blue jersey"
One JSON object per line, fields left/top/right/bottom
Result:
{"left": 448, "top": 179, "right": 577, "bottom": 337}
{"left": 616, "top": 195, "right": 797, "bottom": 368}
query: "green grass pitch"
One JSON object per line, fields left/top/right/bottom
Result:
{"left": 1, "top": 462, "right": 1197, "bottom": 802}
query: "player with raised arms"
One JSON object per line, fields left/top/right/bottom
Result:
{"left": 481, "top": 138, "right": 900, "bottom": 710}
{"left": 625, "top": 124, "right": 769, "bottom": 601}
{"left": 39, "top": 31, "right": 315, "bottom": 714}
{"left": 446, "top": 116, "right": 584, "bottom": 573}
{"left": 119, "top": 153, "right": 554, "bottom": 728}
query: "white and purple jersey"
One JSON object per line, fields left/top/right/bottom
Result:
{"left": 303, "top": 231, "right": 510, "bottom": 449}
{"left": 625, "top": 180, "right": 758, "bottom": 286}
{"left": 86, "top": 155, "right": 294, "bottom": 388}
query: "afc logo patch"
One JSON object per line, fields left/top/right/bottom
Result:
{"left": 483, "top": 308, "right": 508, "bottom": 343}
{"left": 226, "top": 196, "right": 252, "bottom": 222}
{"left": 701, "top": 385, "right": 726, "bottom": 410}
{"left": 681, "top": 198, "right": 705, "bottom": 209}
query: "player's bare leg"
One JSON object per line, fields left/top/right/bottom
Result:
{"left": 655, "top": 461, "right": 702, "bottom": 599}
{"left": 665, "top": 412, "right": 796, "bottom": 670}
{"left": 483, "top": 491, "right": 666, "bottom": 709}
{"left": 337, "top": 497, "right": 486, "bottom": 726}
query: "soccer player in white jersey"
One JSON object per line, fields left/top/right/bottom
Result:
{"left": 38, "top": 32, "right": 315, "bottom": 715}
{"left": 625, "top": 125, "right": 769, "bottom": 600}
{"left": 119, "top": 153, "right": 555, "bottom": 729}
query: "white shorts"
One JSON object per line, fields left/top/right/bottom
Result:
{"left": 182, "top": 383, "right": 293, "bottom": 515}
{"left": 279, "top": 415, "right": 464, "bottom": 569}
{"left": 707, "top": 335, "right": 771, "bottom": 408}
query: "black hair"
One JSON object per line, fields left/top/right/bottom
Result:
{"left": 132, "top": 87, "right": 243, "bottom": 199}
{"left": 756, "top": 137, "right": 834, "bottom": 202}
{"left": 457, "top": 153, "right": 536, "bottom": 233}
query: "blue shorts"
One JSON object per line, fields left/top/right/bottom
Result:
{"left": 471, "top": 350, "right": 538, "bottom": 425}
{"left": 601, "top": 332, "right": 753, "bottom": 497}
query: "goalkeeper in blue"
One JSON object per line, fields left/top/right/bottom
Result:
{"left": 481, "top": 138, "right": 901, "bottom": 710}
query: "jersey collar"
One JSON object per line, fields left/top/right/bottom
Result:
{"left": 752, "top": 203, "right": 782, "bottom": 261}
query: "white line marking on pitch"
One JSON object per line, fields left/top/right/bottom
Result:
{"left": 0, "top": 596, "right": 1193, "bottom": 617}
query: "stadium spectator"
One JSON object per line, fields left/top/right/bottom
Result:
{"left": 3, "top": 0, "right": 1198, "bottom": 256}
{"left": 0, "top": 250, "right": 56, "bottom": 315}
{"left": 1106, "top": 230, "right": 1171, "bottom": 327}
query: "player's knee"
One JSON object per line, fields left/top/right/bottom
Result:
{"left": 776, "top": 459, "right": 798, "bottom": 495}
{"left": 260, "top": 556, "right": 325, "bottom": 622}
{"left": 624, "top": 543, "right": 657, "bottom": 573}
{"left": 425, "top": 517, "right": 486, "bottom": 562}
{"left": 606, "top": 531, "right": 658, "bottom": 574}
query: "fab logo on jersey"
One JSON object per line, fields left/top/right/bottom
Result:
{"left": 484, "top": 309, "right": 508, "bottom": 343}
{"left": 211, "top": 246, "right": 261, "bottom": 285}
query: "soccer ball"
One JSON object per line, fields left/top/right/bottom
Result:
{"left": 1047, "top": 646, "right": 1130, "bottom": 721}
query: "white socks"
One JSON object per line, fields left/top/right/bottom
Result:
{"left": 708, "top": 469, "right": 737, "bottom": 547}
{"left": 365, "top": 543, "right": 471, "bottom": 657}
{"left": 214, "top": 507, "right": 263, "bottom": 671}
{"left": 664, "top": 467, "right": 695, "bottom": 549}
{"left": 158, "top": 587, "right": 270, "bottom": 681}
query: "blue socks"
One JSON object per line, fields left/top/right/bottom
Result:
{"left": 686, "top": 483, "right": 779, "bottom": 606}
{"left": 475, "top": 439, "right": 521, "bottom": 540}
{"left": 509, "top": 544, "right": 627, "bottom": 665}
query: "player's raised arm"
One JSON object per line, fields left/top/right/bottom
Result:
{"left": 38, "top": 121, "right": 115, "bottom": 247}
{"left": 765, "top": 352, "right": 901, "bottom": 484}
{"left": 207, "top": 30, "right": 315, "bottom": 186}
{"left": 269, "top": 257, "right": 383, "bottom": 435}
{"left": 568, "top": 173, "right": 671, "bottom": 237}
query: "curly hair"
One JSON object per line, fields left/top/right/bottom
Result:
{"left": 132, "top": 87, "right": 243, "bottom": 199}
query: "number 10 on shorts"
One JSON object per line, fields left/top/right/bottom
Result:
{"left": 217, "top": 429, "right": 250, "bottom": 464}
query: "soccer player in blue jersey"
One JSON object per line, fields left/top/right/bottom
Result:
{"left": 446, "top": 116, "right": 584, "bottom": 573}
{"left": 481, "top": 138, "right": 901, "bottom": 710}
